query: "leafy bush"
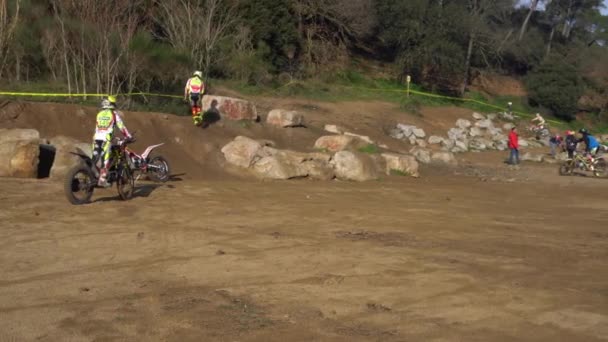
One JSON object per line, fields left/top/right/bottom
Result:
{"left": 525, "top": 56, "right": 584, "bottom": 121}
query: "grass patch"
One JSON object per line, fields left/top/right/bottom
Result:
{"left": 358, "top": 144, "right": 380, "bottom": 154}
{"left": 389, "top": 169, "right": 411, "bottom": 176}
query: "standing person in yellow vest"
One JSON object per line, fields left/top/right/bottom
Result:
{"left": 184, "top": 70, "right": 205, "bottom": 125}
{"left": 92, "top": 96, "right": 133, "bottom": 187}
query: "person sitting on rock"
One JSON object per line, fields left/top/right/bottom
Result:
{"left": 93, "top": 96, "right": 133, "bottom": 187}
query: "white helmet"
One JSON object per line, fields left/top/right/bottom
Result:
{"left": 193, "top": 70, "right": 202, "bottom": 78}
{"left": 101, "top": 99, "right": 113, "bottom": 109}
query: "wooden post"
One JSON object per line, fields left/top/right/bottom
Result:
{"left": 406, "top": 75, "right": 411, "bottom": 98}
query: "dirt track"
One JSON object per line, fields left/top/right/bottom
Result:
{"left": 1, "top": 99, "right": 608, "bottom": 340}
{"left": 1, "top": 166, "right": 607, "bottom": 341}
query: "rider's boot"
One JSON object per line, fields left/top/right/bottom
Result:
{"left": 97, "top": 168, "right": 111, "bottom": 188}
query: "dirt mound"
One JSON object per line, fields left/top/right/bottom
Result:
{"left": 470, "top": 72, "right": 527, "bottom": 97}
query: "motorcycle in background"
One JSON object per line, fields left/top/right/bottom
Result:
{"left": 125, "top": 142, "right": 171, "bottom": 182}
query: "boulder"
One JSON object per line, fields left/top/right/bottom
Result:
{"left": 475, "top": 119, "right": 494, "bottom": 129}
{"left": 521, "top": 152, "right": 544, "bottom": 162}
{"left": 408, "top": 136, "right": 417, "bottom": 145}
{"left": 396, "top": 124, "right": 415, "bottom": 137}
{"left": 431, "top": 151, "right": 457, "bottom": 166}
{"left": 409, "top": 146, "right": 432, "bottom": 164}
{"left": 0, "top": 129, "right": 41, "bottom": 178}
{"left": 503, "top": 123, "right": 515, "bottom": 131}
{"left": 519, "top": 139, "right": 529, "bottom": 148}
{"left": 486, "top": 113, "right": 497, "bottom": 120}
{"left": 469, "top": 127, "right": 483, "bottom": 137}
{"left": 442, "top": 139, "right": 456, "bottom": 150}
{"left": 330, "top": 151, "right": 378, "bottom": 181}
{"left": 266, "top": 109, "right": 304, "bottom": 127}
{"left": 472, "top": 112, "right": 485, "bottom": 120}
{"left": 469, "top": 138, "right": 488, "bottom": 151}
{"left": 456, "top": 119, "right": 472, "bottom": 129}
{"left": 201, "top": 95, "right": 258, "bottom": 121}
{"left": 428, "top": 136, "right": 444, "bottom": 145}
{"left": 412, "top": 128, "right": 426, "bottom": 139}
{"left": 0, "top": 128, "right": 40, "bottom": 143}
{"left": 452, "top": 140, "right": 469, "bottom": 153}
{"left": 252, "top": 147, "right": 333, "bottom": 180}
{"left": 381, "top": 153, "right": 420, "bottom": 177}
{"left": 415, "top": 139, "right": 427, "bottom": 148}
{"left": 9, "top": 141, "right": 40, "bottom": 178}
{"left": 48, "top": 136, "right": 92, "bottom": 179}
{"left": 344, "top": 132, "right": 374, "bottom": 144}
{"left": 221, "top": 136, "right": 264, "bottom": 168}
{"left": 495, "top": 141, "right": 508, "bottom": 151}
{"left": 324, "top": 124, "right": 346, "bottom": 134}
{"left": 448, "top": 128, "right": 466, "bottom": 141}
{"left": 555, "top": 152, "right": 569, "bottom": 161}
{"left": 491, "top": 133, "right": 508, "bottom": 143}
{"left": 314, "top": 135, "right": 366, "bottom": 152}
{"left": 389, "top": 128, "right": 404, "bottom": 140}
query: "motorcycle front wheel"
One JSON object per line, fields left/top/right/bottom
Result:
{"left": 64, "top": 165, "right": 96, "bottom": 205}
{"left": 147, "top": 156, "right": 171, "bottom": 182}
{"left": 559, "top": 160, "right": 574, "bottom": 176}
{"left": 593, "top": 158, "right": 607, "bottom": 177}
{"left": 117, "top": 166, "right": 135, "bottom": 200}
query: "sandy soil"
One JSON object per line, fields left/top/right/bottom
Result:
{"left": 1, "top": 99, "right": 607, "bottom": 341}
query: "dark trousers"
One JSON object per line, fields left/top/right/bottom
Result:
{"left": 509, "top": 148, "right": 520, "bottom": 165}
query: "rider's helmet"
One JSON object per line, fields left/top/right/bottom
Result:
{"left": 101, "top": 98, "right": 113, "bottom": 110}
{"left": 107, "top": 95, "right": 117, "bottom": 108}
{"left": 579, "top": 128, "right": 588, "bottom": 135}
{"left": 193, "top": 70, "right": 203, "bottom": 78}
{"left": 566, "top": 130, "right": 574, "bottom": 136}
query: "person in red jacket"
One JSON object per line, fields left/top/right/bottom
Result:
{"left": 508, "top": 127, "right": 520, "bottom": 165}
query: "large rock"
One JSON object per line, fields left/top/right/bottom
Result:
{"left": 381, "top": 153, "right": 420, "bottom": 177}
{"left": 412, "top": 128, "right": 426, "bottom": 139}
{"left": 495, "top": 141, "right": 508, "bottom": 151}
{"left": 472, "top": 112, "right": 485, "bottom": 120}
{"left": 48, "top": 136, "right": 92, "bottom": 179}
{"left": 442, "top": 138, "right": 456, "bottom": 150}
{"left": 201, "top": 95, "right": 258, "bottom": 121}
{"left": 396, "top": 124, "right": 415, "bottom": 137}
{"left": 252, "top": 149, "right": 332, "bottom": 180}
{"left": 0, "top": 129, "right": 41, "bottom": 178}
{"left": 452, "top": 140, "right": 469, "bottom": 153}
{"left": 469, "top": 127, "right": 483, "bottom": 137}
{"left": 409, "top": 146, "right": 432, "bottom": 164}
{"left": 324, "top": 124, "right": 346, "bottom": 134}
{"left": 344, "top": 132, "right": 374, "bottom": 144}
{"left": 428, "top": 136, "right": 444, "bottom": 145}
{"left": 266, "top": 109, "right": 304, "bottom": 127}
{"left": 475, "top": 119, "right": 494, "bottom": 129}
{"left": 330, "top": 151, "right": 378, "bottom": 181}
{"left": 221, "top": 136, "right": 264, "bottom": 168}
{"left": 519, "top": 139, "right": 529, "bottom": 148}
{"left": 503, "top": 123, "right": 515, "bottom": 131}
{"left": 314, "top": 135, "right": 366, "bottom": 152}
{"left": 0, "top": 128, "right": 40, "bottom": 143}
{"left": 431, "top": 151, "right": 457, "bottom": 166}
{"left": 9, "top": 141, "right": 40, "bottom": 178}
{"left": 448, "top": 128, "right": 465, "bottom": 141}
{"left": 469, "top": 138, "right": 488, "bottom": 151}
{"left": 455, "top": 119, "right": 472, "bottom": 129}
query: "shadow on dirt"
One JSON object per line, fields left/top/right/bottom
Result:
{"left": 93, "top": 183, "right": 165, "bottom": 203}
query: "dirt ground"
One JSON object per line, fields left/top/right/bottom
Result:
{"left": 1, "top": 99, "right": 607, "bottom": 341}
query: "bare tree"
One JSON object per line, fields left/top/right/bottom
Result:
{"left": 154, "top": 0, "right": 240, "bottom": 78}
{"left": 518, "top": 0, "right": 540, "bottom": 41}
{"left": 0, "top": 0, "right": 20, "bottom": 80}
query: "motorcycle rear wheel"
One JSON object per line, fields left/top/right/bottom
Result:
{"left": 147, "top": 156, "right": 171, "bottom": 182}
{"left": 64, "top": 165, "right": 96, "bottom": 205}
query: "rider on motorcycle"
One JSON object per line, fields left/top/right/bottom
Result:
{"left": 184, "top": 70, "right": 205, "bottom": 125}
{"left": 531, "top": 113, "right": 546, "bottom": 129}
{"left": 578, "top": 128, "right": 600, "bottom": 170}
{"left": 93, "top": 96, "right": 133, "bottom": 187}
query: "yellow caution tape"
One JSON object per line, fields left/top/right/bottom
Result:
{"left": 1, "top": 87, "right": 564, "bottom": 126}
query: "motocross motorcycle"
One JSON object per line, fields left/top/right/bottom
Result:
{"left": 559, "top": 151, "right": 607, "bottom": 177}
{"left": 125, "top": 143, "right": 170, "bottom": 182}
{"left": 528, "top": 124, "right": 550, "bottom": 140}
{"left": 64, "top": 137, "right": 136, "bottom": 205}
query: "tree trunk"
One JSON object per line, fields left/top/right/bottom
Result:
{"left": 462, "top": 32, "right": 475, "bottom": 96}
{"left": 518, "top": 0, "right": 539, "bottom": 41}
{"left": 545, "top": 25, "right": 555, "bottom": 58}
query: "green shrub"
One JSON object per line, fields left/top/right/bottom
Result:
{"left": 525, "top": 56, "right": 584, "bottom": 121}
